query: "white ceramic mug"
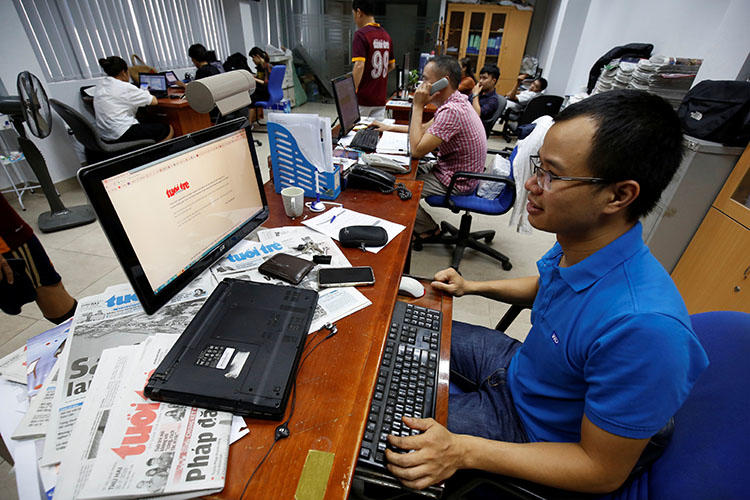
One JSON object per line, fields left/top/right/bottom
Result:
{"left": 281, "top": 186, "right": 304, "bottom": 218}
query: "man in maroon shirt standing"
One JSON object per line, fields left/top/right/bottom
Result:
{"left": 352, "top": 0, "right": 394, "bottom": 120}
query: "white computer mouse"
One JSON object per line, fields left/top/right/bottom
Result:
{"left": 398, "top": 276, "right": 425, "bottom": 298}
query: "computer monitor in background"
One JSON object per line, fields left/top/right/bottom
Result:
{"left": 331, "top": 73, "right": 360, "bottom": 138}
{"left": 78, "top": 119, "right": 269, "bottom": 314}
{"left": 402, "top": 52, "right": 411, "bottom": 89}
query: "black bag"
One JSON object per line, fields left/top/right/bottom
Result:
{"left": 339, "top": 226, "right": 388, "bottom": 250}
{"left": 677, "top": 80, "right": 750, "bottom": 147}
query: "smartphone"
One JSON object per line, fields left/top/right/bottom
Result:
{"left": 318, "top": 266, "right": 375, "bottom": 288}
{"left": 429, "top": 77, "right": 449, "bottom": 95}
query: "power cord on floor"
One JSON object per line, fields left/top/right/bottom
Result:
{"left": 239, "top": 323, "right": 339, "bottom": 499}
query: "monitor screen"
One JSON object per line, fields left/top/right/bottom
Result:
{"left": 402, "top": 52, "right": 411, "bottom": 88}
{"left": 78, "top": 120, "right": 268, "bottom": 314}
{"left": 140, "top": 73, "right": 167, "bottom": 91}
{"left": 163, "top": 71, "right": 178, "bottom": 84}
{"left": 331, "top": 73, "right": 360, "bottom": 137}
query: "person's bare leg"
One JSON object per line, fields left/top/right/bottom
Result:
{"left": 35, "top": 281, "right": 76, "bottom": 321}
{"left": 159, "top": 125, "right": 174, "bottom": 143}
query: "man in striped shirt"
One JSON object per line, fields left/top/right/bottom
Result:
{"left": 375, "top": 56, "right": 487, "bottom": 238}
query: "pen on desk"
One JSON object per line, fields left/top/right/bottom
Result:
{"left": 329, "top": 214, "right": 337, "bottom": 224}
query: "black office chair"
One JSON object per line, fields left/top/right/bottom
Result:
{"left": 79, "top": 85, "right": 95, "bottom": 116}
{"left": 49, "top": 99, "right": 156, "bottom": 165}
{"left": 481, "top": 95, "right": 507, "bottom": 138}
{"left": 415, "top": 148, "right": 517, "bottom": 272}
{"left": 501, "top": 95, "right": 564, "bottom": 142}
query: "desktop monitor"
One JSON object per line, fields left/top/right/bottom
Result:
{"left": 402, "top": 52, "right": 411, "bottom": 89}
{"left": 78, "top": 119, "right": 269, "bottom": 314}
{"left": 140, "top": 73, "right": 167, "bottom": 92}
{"left": 331, "top": 73, "right": 360, "bottom": 138}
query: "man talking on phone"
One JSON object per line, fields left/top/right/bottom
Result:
{"left": 374, "top": 56, "right": 486, "bottom": 242}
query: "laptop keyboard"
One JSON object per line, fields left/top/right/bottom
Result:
{"left": 349, "top": 128, "right": 380, "bottom": 152}
{"left": 358, "top": 300, "right": 442, "bottom": 471}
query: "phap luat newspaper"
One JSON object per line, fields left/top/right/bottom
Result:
{"left": 57, "top": 335, "right": 231, "bottom": 499}
{"left": 43, "top": 272, "right": 217, "bottom": 466}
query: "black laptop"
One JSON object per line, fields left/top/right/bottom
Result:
{"left": 139, "top": 72, "right": 168, "bottom": 97}
{"left": 145, "top": 278, "right": 318, "bottom": 419}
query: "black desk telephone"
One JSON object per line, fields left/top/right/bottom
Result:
{"left": 346, "top": 165, "right": 412, "bottom": 200}
{"left": 347, "top": 164, "right": 396, "bottom": 192}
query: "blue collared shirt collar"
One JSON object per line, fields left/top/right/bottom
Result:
{"left": 539, "top": 222, "right": 645, "bottom": 292}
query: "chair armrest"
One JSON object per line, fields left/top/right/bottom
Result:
{"left": 488, "top": 147, "right": 514, "bottom": 158}
{"left": 99, "top": 138, "right": 155, "bottom": 153}
{"left": 444, "top": 171, "right": 515, "bottom": 212}
{"left": 495, "top": 304, "right": 528, "bottom": 332}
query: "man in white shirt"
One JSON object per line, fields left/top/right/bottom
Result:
{"left": 94, "top": 56, "right": 173, "bottom": 144}
{"left": 505, "top": 73, "right": 548, "bottom": 112}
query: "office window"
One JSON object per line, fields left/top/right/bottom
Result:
{"left": 13, "top": 0, "right": 230, "bottom": 82}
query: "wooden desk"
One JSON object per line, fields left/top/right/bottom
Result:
{"left": 386, "top": 99, "right": 436, "bottom": 125}
{"left": 212, "top": 181, "right": 453, "bottom": 499}
{"left": 147, "top": 90, "right": 212, "bottom": 137}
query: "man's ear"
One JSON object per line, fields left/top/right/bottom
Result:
{"left": 602, "top": 180, "right": 640, "bottom": 215}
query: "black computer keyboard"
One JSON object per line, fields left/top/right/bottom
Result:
{"left": 349, "top": 127, "right": 380, "bottom": 152}
{"left": 358, "top": 300, "right": 442, "bottom": 471}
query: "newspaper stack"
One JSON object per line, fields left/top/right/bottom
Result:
{"left": 55, "top": 335, "right": 231, "bottom": 499}
{"left": 43, "top": 273, "right": 218, "bottom": 467}
{"left": 628, "top": 55, "right": 703, "bottom": 109}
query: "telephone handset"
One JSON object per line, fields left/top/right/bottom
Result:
{"left": 429, "top": 77, "right": 449, "bottom": 95}
{"left": 346, "top": 164, "right": 396, "bottom": 193}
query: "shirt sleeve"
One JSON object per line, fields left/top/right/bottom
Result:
{"left": 352, "top": 30, "right": 367, "bottom": 62}
{"left": 517, "top": 90, "right": 538, "bottom": 104}
{"left": 427, "top": 107, "right": 460, "bottom": 143}
{"left": 125, "top": 84, "right": 154, "bottom": 107}
{"left": 583, "top": 313, "right": 709, "bottom": 439}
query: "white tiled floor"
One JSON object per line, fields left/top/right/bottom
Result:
{"left": 0, "top": 101, "right": 555, "bottom": 497}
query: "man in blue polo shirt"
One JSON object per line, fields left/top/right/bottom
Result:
{"left": 384, "top": 90, "right": 709, "bottom": 494}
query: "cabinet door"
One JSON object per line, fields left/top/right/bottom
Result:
{"left": 444, "top": 9, "right": 465, "bottom": 60}
{"left": 671, "top": 208, "right": 750, "bottom": 314}
{"left": 715, "top": 146, "right": 750, "bottom": 228}
{"left": 463, "top": 10, "right": 488, "bottom": 76}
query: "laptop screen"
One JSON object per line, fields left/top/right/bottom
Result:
{"left": 331, "top": 73, "right": 360, "bottom": 137}
{"left": 78, "top": 120, "right": 268, "bottom": 314}
{"left": 163, "top": 71, "right": 178, "bottom": 85}
{"left": 140, "top": 73, "right": 167, "bottom": 91}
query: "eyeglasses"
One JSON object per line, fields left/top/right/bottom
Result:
{"left": 529, "top": 155, "right": 607, "bottom": 191}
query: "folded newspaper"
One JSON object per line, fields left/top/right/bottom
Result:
{"left": 55, "top": 335, "right": 231, "bottom": 500}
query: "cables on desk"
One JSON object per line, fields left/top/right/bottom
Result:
{"left": 239, "top": 323, "right": 339, "bottom": 499}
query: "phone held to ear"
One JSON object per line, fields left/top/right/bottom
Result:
{"left": 346, "top": 164, "right": 396, "bottom": 193}
{"left": 429, "top": 77, "right": 449, "bottom": 95}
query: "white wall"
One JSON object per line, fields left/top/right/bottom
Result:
{"left": 537, "top": 0, "right": 750, "bottom": 97}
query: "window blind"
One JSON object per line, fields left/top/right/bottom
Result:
{"left": 13, "top": 0, "right": 229, "bottom": 82}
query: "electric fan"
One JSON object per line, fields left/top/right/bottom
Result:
{"left": 0, "top": 71, "right": 96, "bottom": 232}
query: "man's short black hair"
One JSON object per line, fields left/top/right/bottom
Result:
{"left": 479, "top": 64, "right": 500, "bottom": 81}
{"left": 555, "top": 89, "right": 684, "bottom": 221}
{"left": 535, "top": 77, "right": 548, "bottom": 91}
{"left": 352, "top": 0, "right": 375, "bottom": 15}
{"left": 428, "top": 56, "right": 461, "bottom": 90}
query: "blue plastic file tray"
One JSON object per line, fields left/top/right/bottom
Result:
{"left": 268, "top": 122, "right": 341, "bottom": 200}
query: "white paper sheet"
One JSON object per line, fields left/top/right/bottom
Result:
{"left": 301, "top": 207, "right": 405, "bottom": 254}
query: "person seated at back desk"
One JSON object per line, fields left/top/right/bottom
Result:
{"left": 248, "top": 46, "right": 272, "bottom": 124}
{"left": 382, "top": 90, "right": 709, "bottom": 494}
{"left": 469, "top": 64, "right": 502, "bottom": 135}
{"left": 372, "top": 55, "right": 486, "bottom": 241}
{"left": 94, "top": 56, "right": 173, "bottom": 144}
{"left": 505, "top": 73, "right": 548, "bottom": 113}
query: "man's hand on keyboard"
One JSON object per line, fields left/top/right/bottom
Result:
{"left": 385, "top": 416, "right": 464, "bottom": 490}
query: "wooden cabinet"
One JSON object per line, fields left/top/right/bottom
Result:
{"left": 442, "top": 3, "right": 533, "bottom": 95}
{"left": 672, "top": 145, "right": 750, "bottom": 314}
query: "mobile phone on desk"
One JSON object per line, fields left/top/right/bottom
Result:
{"left": 318, "top": 267, "right": 375, "bottom": 288}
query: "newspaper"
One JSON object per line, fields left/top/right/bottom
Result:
{"left": 43, "top": 272, "right": 217, "bottom": 466}
{"left": 56, "top": 336, "right": 230, "bottom": 499}
{"left": 0, "top": 344, "right": 28, "bottom": 385}
{"left": 214, "top": 229, "right": 371, "bottom": 332}
{"left": 12, "top": 362, "right": 59, "bottom": 440}
{"left": 26, "top": 318, "right": 70, "bottom": 396}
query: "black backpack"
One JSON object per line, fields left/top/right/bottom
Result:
{"left": 677, "top": 80, "right": 750, "bottom": 147}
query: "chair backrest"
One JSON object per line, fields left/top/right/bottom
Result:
{"left": 518, "top": 95, "right": 564, "bottom": 126}
{"left": 79, "top": 86, "right": 95, "bottom": 116}
{"left": 267, "top": 65, "right": 286, "bottom": 104}
{"left": 49, "top": 98, "right": 104, "bottom": 152}
{"left": 645, "top": 310, "right": 750, "bottom": 499}
{"left": 482, "top": 94, "right": 507, "bottom": 137}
